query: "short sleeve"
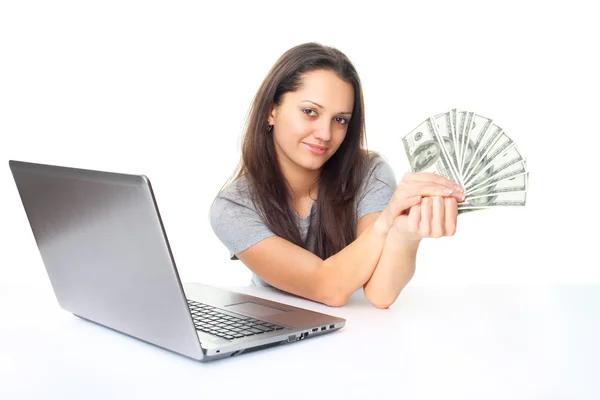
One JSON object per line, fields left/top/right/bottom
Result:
{"left": 356, "top": 154, "right": 397, "bottom": 221}
{"left": 210, "top": 193, "right": 275, "bottom": 260}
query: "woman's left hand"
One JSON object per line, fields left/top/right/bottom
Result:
{"left": 393, "top": 196, "right": 459, "bottom": 241}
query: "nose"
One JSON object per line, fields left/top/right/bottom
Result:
{"left": 313, "top": 119, "right": 332, "bottom": 142}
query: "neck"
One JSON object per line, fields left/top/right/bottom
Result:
{"left": 277, "top": 156, "right": 320, "bottom": 202}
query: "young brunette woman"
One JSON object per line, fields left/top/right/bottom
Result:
{"left": 210, "top": 43, "right": 465, "bottom": 309}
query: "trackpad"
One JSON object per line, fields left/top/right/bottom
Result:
{"left": 225, "top": 302, "right": 288, "bottom": 317}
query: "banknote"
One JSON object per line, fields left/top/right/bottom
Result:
{"left": 459, "top": 111, "right": 474, "bottom": 174}
{"left": 433, "top": 111, "right": 462, "bottom": 184}
{"left": 461, "top": 114, "right": 495, "bottom": 179}
{"left": 456, "top": 110, "right": 467, "bottom": 169}
{"left": 401, "top": 118, "right": 459, "bottom": 183}
{"left": 466, "top": 172, "right": 528, "bottom": 199}
{"left": 458, "top": 191, "right": 527, "bottom": 209}
{"left": 457, "top": 208, "right": 485, "bottom": 215}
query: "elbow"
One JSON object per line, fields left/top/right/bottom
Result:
{"left": 316, "top": 280, "right": 351, "bottom": 307}
{"left": 364, "top": 287, "right": 401, "bottom": 309}
{"left": 320, "top": 291, "right": 350, "bottom": 308}
{"left": 367, "top": 297, "right": 394, "bottom": 309}
{"left": 314, "top": 271, "right": 351, "bottom": 307}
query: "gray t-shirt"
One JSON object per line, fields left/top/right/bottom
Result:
{"left": 209, "top": 152, "right": 397, "bottom": 287}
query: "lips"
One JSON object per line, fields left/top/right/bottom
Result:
{"left": 303, "top": 143, "right": 327, "bottom": 151}
{"left": 302, "top": 142, "right": 328, "bottom": 156}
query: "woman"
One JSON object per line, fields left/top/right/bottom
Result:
{"left": 210, "top": 42, "right": 465, "bottom": 309}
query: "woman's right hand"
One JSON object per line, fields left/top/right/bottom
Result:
{"left": 376, "top": 172, "right": 464, "bottom": 234}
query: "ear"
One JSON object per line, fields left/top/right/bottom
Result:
{"left": 267, "top": 105, "right": 278, "bottom": 126}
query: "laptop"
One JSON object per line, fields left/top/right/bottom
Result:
{"left": 8, "top": 160, "right": 346, "bottom": 362}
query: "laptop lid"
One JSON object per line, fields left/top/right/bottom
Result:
{"left": 9, "top": 160, "right": 205, "bottom": 361}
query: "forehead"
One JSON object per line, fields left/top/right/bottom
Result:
{"left": 288, "top": 69, "right": 354, "bottom": 110}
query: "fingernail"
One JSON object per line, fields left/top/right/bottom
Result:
{"left": 454, "top": 184, "right": 464, "bottom": 192}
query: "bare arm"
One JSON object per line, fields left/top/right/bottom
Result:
{"left": 360, "top": 173, "right": 464, "bottom": 309}
{"left": 362, "top": 225, "right": 421, "bottom": 308}
{"left": 236, "top": 177, "right": 461, "bottom": 307}
{"left": 236, "top": 205, "right": 400, "bottom": 307}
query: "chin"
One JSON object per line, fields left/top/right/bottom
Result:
{"left": 297, "top": 155, "right": 328, "bottom": 171}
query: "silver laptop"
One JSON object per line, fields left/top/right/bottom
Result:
{"left": 9, "top": 160, "right": 345, "bottom": 362}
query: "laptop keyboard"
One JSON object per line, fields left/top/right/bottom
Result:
{"left": 187, "top": 299, "right": 285, "bottom": 341}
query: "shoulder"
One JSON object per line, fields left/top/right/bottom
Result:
{"left": 361, "top": 150, "right": 397, "bottom": 189}
{"left": 354, "top": 151, "right": 397, "bottom": 221}
{"left": 210, "top": 175, "right": 275, "bottom": 258}
{"left": 212, "top": 175, "right": 254, "bottom": 208}
{"left": 209, "top": 175, "right": 257, "bottom": 224}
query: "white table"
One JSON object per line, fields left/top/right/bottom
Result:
{"left": 1, "top": 281, "right": 599, "bottom": 399}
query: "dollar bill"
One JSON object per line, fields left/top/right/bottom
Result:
{"left": 402, "top": 118, "right": 460, "bottom": 183}
{"left": 466, "top": 172, "right": 528, "bottom": 199}
{"left": 461, "top": 113, "right": 494, "bottom": 178}
{"left": 458, "top": 208, "right": 485, "bottom": 215}
{"left": 459, "top": 111, "right": 474, "bottom": 174}
{"left": 458, "top": 190, "right": 527, "bottom": 209}
{"left": 450, "top": 108, "right": 458, "bottom": 152}
{"left": 456, "top": 110, "right": 467, "bottom": 168}
{"left": 433, "top": 111, "right": 462, "bottom": 185}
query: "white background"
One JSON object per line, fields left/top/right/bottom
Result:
{"left": 1, "top": 0, "right": 598, "bottom": 288}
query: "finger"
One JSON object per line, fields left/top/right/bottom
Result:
{"left": 431, "top": 196, "right": 445, "bottom": 238}
{"left": 444, "top": 197, "right": 458, "bottom": 236}
{"left": 408, "top": 204, "right": 421, "bottom": 234}
{"left": 400, "top": 183, "right": 463, "bottom": 202}
{"left": 388, "top": 195, "right": 422, "bottom": 223}
{"left": 419, "top": 197, "right": 432, "bottom": 236}
{"left": 402, "top": 172, "right": 462, "bottom": 191}
{"left": 400, "top": 183, "right": 453, "bottom": 199}
{"left": 390, "top": 183, "right": 462, "bottom": 220}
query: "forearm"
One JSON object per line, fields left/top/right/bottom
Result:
{"left": 363, "top": 228, "right": 421, "bottom": 308}
{"left": 317, "top": 219, "right": 389, "bottom": 306}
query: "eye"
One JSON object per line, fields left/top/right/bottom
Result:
{"left": 335, "top": 116, "right": 348, "bottom": 125}
{"left": 302, "top": 108, "right": 317, "bottom": 117}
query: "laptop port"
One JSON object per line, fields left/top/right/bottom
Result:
{"left": 321, "top": 326, "right": 326, "bottom": 331}
{"left": 300, "top": 332, "right": 308, "bottom": 340}
{"left": 329, "top": 324, "right": 335, "bottom": 329}
{"left": 312, "top": 328, "right": 318, "bottom": 332}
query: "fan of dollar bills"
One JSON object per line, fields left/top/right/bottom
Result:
{"left": 402, "top": 108, "right": 528, "bottom": 214}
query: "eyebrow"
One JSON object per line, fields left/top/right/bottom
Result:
{"left": 302, "top": 100, "right": 352, "bottom": 115}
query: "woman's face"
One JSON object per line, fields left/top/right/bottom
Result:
{"left": 268, "top": 69, "right": 354, "bottom": 173}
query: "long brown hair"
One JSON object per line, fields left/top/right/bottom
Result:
{"left": 221, "top": 42, "right": 370, "bottom": 260}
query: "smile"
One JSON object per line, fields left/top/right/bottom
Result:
{"left": 303, "top": 143, "right": 328, "bottom": 155}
